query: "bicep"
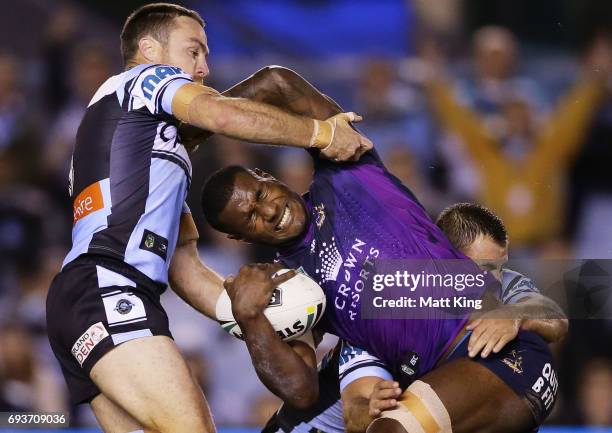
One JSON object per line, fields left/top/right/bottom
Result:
{"left": 225, "top": 66, "right": 341, "bottom": 120}
{"left": 171, "top": 82, "right": 221, "bottom": 125}
{"left": 176, "top": 211, "right": 199, "bottom": 247}
{"left": 169, "top": 212, "right": 199, "bottom": 283}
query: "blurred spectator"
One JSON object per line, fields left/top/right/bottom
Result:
{"left": 14, "top": 248, "right": 65, "bottom": 334}
{"left": 463, "top": 26, "right": 547, "bottom": 115}
{"left": 433, "top": 26, "right": 547, "bottom": 203}
{"left": 382, "top": 145, "right": 447, "bottom": 216}
{"left": 0, "top": 53, "right": 42, "bottom": 186}
{"left": 44, "top": 41, "right": 114, "bottom": 195}
{"left": 356, "top": 57, "right": 440, "bottom": 173}
{"left": 0, "top": 0, "right": 610, "bottom": 427}
{"left": 426, "top": 27, "right": 606, "bottom": 249}
{"left": 43, "top": 5, "right": 83, "bottom": 114}
{"left": 0, "top": 324, "right": 67, "bottom": 412}
{"left": 276, "top": 148, "right": 313, "bottom": 195}
{"left": 569, "top": 33, "right": 612, "bottom": 259}
{"left": 576, "top": 358, "right": 612, "bottom": 426}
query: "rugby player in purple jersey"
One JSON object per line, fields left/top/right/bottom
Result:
{"left": 201, "top": 68, "right": 565, "bottom": 433}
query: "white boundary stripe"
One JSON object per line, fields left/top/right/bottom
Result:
{"left": 96, "top": 265, "right": 136, "bottom": 288}
{"left": 101, "top": 290, "right": 122, "bottom": 297}
{"left": 108, "top": 317, "right": 148, "bottom": 327}
{"left": 111, "top": 329, "right": 153, "bottom": 345}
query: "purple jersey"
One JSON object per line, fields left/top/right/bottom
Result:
{"left": 278, "top": 152, "right": 491, "bottom": 376}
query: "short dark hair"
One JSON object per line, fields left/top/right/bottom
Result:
{"left": 201, "top": 165, "right": 250, "bottom": 232}
{"left": 120, "top": 3, "right": 204, "bottom": 64}
{"left": 436, "top": 203, "right": 508, "bottom": 251}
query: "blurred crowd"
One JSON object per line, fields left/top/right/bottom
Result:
{"left": 0, "top": 0, "right": 611, "bottom": 428}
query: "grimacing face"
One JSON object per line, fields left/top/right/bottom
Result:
{"left": 461, "top": 233, "right": 509, "bottom": 281}
{"left": 157, "top": 16, "right": 210, "bottom": 83}
{"left": 217, "top": 169, "right": 309, "bottom": 246}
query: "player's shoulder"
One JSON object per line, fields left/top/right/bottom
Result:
{"left": 501, "top": 268, "right": 540, "bottom": 304}
{"left": 123, "top": 64, "right": 193, "bottom": 116}
{"left": 502, "top": 268, "right": 537, "bottom": 290}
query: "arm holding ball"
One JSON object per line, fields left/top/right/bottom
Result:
{"left": 224, "top": 263, "right": 319, "bottom": 409}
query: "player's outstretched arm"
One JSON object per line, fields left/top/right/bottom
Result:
{"left": 225, "top": 263, "right": 319, "bottom": 409}
{"left": 171, "top": 76, "right": 371, "bottom": 161}
{"left": 178, "top": 66, "right": 343, "bottom": 148}
{"left": 515, "top": 294, "right": 569, "bottom": 342}
{"left": 466, "top": 293, "right": 568, "bottom": 358}
{"left": 168, "top": 212, "right": 224, "bottom": 319}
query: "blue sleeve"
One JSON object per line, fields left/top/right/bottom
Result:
{"left": 129, "top": 64, "right": 193, "bottom": 116}
{"left": 501, "top": 269, "right": 540, "bottom": 304}
{"left": 337, "top": 340, "right": 392, "bottom": 391}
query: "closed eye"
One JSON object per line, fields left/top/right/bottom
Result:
{"left": 247, "top": 187, "right": 264, "bottom": 226}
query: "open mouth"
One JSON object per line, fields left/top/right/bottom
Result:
{"left": 275, "top": 204, "right": 292, "bottom": 232}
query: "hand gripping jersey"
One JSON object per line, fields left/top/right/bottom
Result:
{"left": 63, "top": 64, "right": 194, "bottom": 285}
{"left": 278, "top": 152, "right": 497, "bottom": 376}
{"left": 265, "top": 268, "right": 545, "bottom": 433}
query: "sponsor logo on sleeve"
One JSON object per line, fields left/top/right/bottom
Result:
{"left": 71, "top": 322, "right": 109, "bottom": 367}
{"left": 141, "top": 66, "right": 184, "bottom": 100}
{"left": 73, "top": 181, "right": 104, "bottom": 224}
{"left": 139, "top": 229, "right": 169, "bottom": 260}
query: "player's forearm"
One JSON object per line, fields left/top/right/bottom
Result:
{"left": 512, "top": 295, "right": 569, "bottom": 342}
{"left": 169, "top": 242, "right": 224, "bottom": 319}
{"left": 188, "top": 94, "right": 314, "bottom": 147}
{"left": 238, "top": 314, "right": 319, "bottom": 409}
{"left": 344, "top": 397, "right": 374, "bottom": 433}
{"left": 522, "top": 318, "right": 569, "bottom": 343}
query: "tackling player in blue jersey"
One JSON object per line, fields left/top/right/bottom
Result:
{"left": 46, "top": 3, "right": 372, "bottom": 433}
{"left": 201, "top": 69, "right": 567, "bottom": 433}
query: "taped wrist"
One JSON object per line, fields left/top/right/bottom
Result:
{"left": 309, "top": 119, "right": 335, "bottom": 151}
{"left": 378, "top": 380, "right": 452, "bottom": 433}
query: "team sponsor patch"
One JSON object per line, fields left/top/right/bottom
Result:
{"left": 71, "top": 322, "right": 109, "bottom": 367}
{"left": 531, "top": 362, "right": 558, "bottom": 410}
{"left": 501, "top": 349, "right": 525, "bottom": 374}
{"left": 73, "top": 181, "right": 104, "bottom": 224}
{"left": 101, "top": 291, "right": 147, "bottom": 327}
{"left": 140, "top": 66, "right": 184, "bottom": 100}
{"left": 139, "top": 229, "right": 169, "bottom": 260}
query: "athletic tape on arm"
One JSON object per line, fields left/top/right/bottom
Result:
{"left": 379, "top": 380, "right": 452, "bottom": 433}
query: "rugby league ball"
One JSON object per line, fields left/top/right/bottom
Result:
{"left": 215, "top": 269, "right": 326, "bottom": 342}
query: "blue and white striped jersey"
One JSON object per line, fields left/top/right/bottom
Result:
{"left": 500, "top": 268, "right": 540, "bottom": 304}
{"left": 63, "top": 64, "right": 194, "bottom": 285}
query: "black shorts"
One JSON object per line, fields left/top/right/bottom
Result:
{"left": 46, "top": 254, "right": 173, "bottom": 405}
{"left": 446, "top": 330, "right": 558, "bottom": 426}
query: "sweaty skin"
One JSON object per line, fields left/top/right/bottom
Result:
{"left": 213, "top": 67, "right": 343, "bottom": 407}
{"left": 208, "top": 68, "right": 566, "bottom": 426}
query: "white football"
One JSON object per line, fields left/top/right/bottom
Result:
{"left": 215, "top": 269, "right": 326, "bottom": 341}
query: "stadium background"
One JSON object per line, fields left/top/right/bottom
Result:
{"left": 0, "top": 0, "right": 610, "bottom": 431}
